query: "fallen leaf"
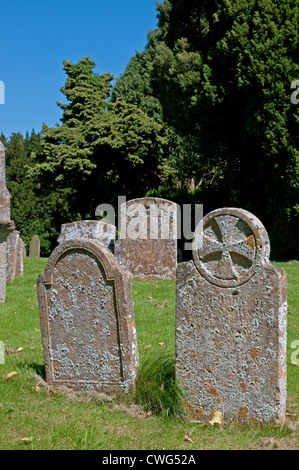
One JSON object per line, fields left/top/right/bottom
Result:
{"left": 158, "top": 342, "right": 164, "bottom": 346}
{"left": 16, "top": 347, "right": 24, "bottom": 353}
{"left": 34, "top": 383, "right": 42, "bottom": 393}
{"left": 184, "top": 435, "right": 194, "bottom": 443}
{"left": 209, "top": 410, "right": 223, "bottom": 426}
{"left": 160, "top": 384, "right": 164, "bottom": 390}
{"left": 20, "top": 436, "right": 33, "bottom": 443}
{"left": 27, "top": 298, "right": 31, "bottom": 302}
{"left": 6, "top": 371, "right": 18, "bottom": 379}
{"left": 145, "top": 411, "right": 152, "bottom": 419}
{"left": 144, "top": 345, "right": 151, "bottom": 349}
{"left": 47, "top": 389, "right": 56, "bottom": 398}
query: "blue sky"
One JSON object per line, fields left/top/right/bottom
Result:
{"left": 0, "top": 0, "right": 159, "bottom": 137}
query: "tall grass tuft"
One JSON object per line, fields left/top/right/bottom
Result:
{"left": 135, "top": 349, "right": 186, "bottom": 421}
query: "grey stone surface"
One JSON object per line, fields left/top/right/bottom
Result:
{"left": 117, "top": 197, "right": 177, "bottom": 280}
{"left": 0, "top": 142, "right": 12, "bottom": 225}
{"left": 58, "top": 220, "right": 115, "bottom": 253}
{"left": 6, "top": 230, "right": 20, "bottom": 282}
{"left": 29, "top": 235, "right": 40, "bottom": 257}
{"left": 37, "top": 238, "right": 139, "bottom": 394}
{"left": 0, "top": 141, "right": 15, "bottom": 302}
{"left": 176, "top": 207, "right": 287, "bottom": 424}
{"left": 15, "top": 237, "right": 24, "bottom": 277}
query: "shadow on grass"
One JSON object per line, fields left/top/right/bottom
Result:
{"left": 24, "top": 362, "right": 46, "bottom": 379}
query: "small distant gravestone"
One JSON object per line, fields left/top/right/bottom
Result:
{"left": 29, "top": 235, "right": 40, "bottom": 257}
{"left": 58, "top": 220, "right": 115, "bottom": 253}
{"left": 117, "top": 197, "right": 177, "bottom": 280}
{"left": 176, "top": 207, "right": 287, "bottom": 424}
{"left": 37, "top": 239, "right": 139, "bottom": 393}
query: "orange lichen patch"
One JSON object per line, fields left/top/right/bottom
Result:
{"left": 217, "top": 398, "right": 221, "bottom": 403}
{"left": 255, "top": 377, "right": 260, "bottom": 382}
{"left": 192, "top": 407, "right": 204, "bottom": 419}
{"left": 185, "top": 402, "right": 193, "bottom": 412}
{"left": 246, "top": 235, "right": 255, "bottom": 250}
{"left": 239, "top": 407, "right": 248, "bottom": 420}
{"left": 249, "top": 416, "right": 260, "bottom": 425}
{"left": 250, "top": 349, "right": 258, "bottom": 359}
{"left": 192, "top": 352, "right": 199, "bottom": 360}
{"left": 276, "top": 416, "right": 285, "bottom": 426}
{"left": 208, "top": 386, "right": 218, "bottom": 397}
{"left": 240, "top": 383, "right": 247, "bottom": 390}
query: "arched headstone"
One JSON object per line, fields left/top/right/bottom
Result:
{"left": 37, "top": 239, "right": 138, "bottom": 393}
{"left": 29, "top": 235, "right": 40, "bottom": 257}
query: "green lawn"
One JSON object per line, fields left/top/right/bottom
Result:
{"left": 0, "top": 258, "right": 298, "bottom": 450}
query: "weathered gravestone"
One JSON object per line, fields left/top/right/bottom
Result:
{"left": 6, "top": 230, "right": 20, "bottom": 282}
{"left": 58, "top": 220, "right": 115, "bottom": 253}
{"left": 37, "top": 239, "right": 139, "bottom": 393}
{"left": 0, "top": 141, "right": 15, "bottom": 302}
{"left": 176, "top": 207, "right": 287, "bottom": 424}
{"left": 29, "top": 235, "right": 40, "bottom": 257}
{"left": 116, "top": 197, "right": 177, "bottom": 280}
{"left": 15, "top": 237, "right": 24, "bottom": 277}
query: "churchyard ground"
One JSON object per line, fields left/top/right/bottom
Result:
{"left": 0, "top": 257, "right": 298, "bottom": 450}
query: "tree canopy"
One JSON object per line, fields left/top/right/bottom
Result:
{"left": 2, "top": 1, "right": 298, "bottom": 259}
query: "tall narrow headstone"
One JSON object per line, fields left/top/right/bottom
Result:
{"left": 58, "top": 220, "right": 116, "bottom": 253}
{"left": 29, "top": 235, "right": 40, "bottom": 257}
{"left": 15, "top": 237, "right": 24, "bottom": 277}
{"left": 117, "top": 197, "right": 177, "bottom": 280}
{"left": 0, "top": 141, "right": 15, "bottom": 302}
{"left": 176, "top": 208, "right": 287, "bottom": 424}
{"left": 37, "top": 239, "right": 139, "bottom": 393}
{"left": 6, "top": 230, "right": 20, "bottom": 282}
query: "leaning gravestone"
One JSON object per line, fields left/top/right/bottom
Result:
{"left": 117, "top": 197, "right": 177, "bottom": 280}
{"left": 29, "top": 235, "right": 40, "bottom": 257}
{"left": 37, "top": 239, "right": 138, "bottom": 393}
{"left": 176, "top": 207, "right": 287, "bottom": 424}
{"left": 58, "top": 220, "right": 115, "bottom": 253}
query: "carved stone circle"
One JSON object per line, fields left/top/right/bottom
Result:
{"left": 192, "top": 208, "right": 270, "bottom": 288}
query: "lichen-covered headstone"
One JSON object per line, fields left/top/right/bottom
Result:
{"left": 58, "top": 220, "right": 115, "bottom": 253}
{"left": 37, "top": 239, "right": 138, "bottom": 393}
{"left": 29, "top": 235, "right": 40, "bottom": 257}
{"left": 176, "top": 207, "right": 287, "bottom": 424}
{"left": 117, "top": 197, "right": 177, "bottom": 280}
{"left": 15, "top": 237, "right": 24, "bottom": 277}
{"left": 0, "top": 141, "right": 15, "bottom": 302}
{"left": 6, "top": 230, "right": 20, "bottom": 282}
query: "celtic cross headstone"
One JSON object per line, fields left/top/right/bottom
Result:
{"left": 176, "top": 207, "right": 287, "bottom": 424}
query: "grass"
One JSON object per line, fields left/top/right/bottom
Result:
{"left": 0, "top": 257, "right": 298, "bottom": 450}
